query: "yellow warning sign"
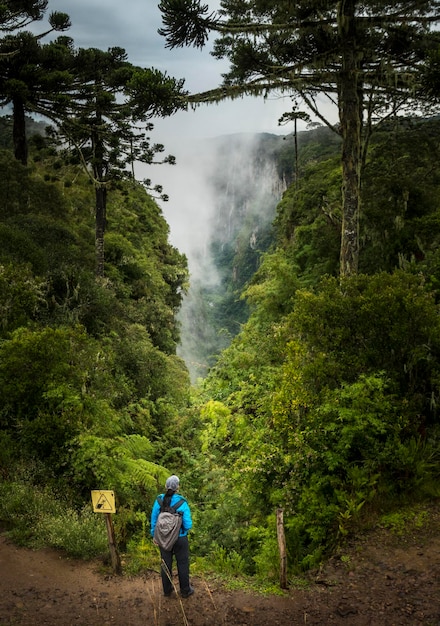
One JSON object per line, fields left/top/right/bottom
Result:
{"left": 91, "top": 490, "right": 116, "bottom": 514}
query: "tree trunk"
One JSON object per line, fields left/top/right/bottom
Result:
{"left": 276, "top": 508, "right": 288, "bottom": 589}
{"left": 294, "top": 117, "right": 299, "bottom": 186}
{"left": 95, "top": 183, "right": 107, "bottom": 277}
{"left": 338, "top": 0, "right": 361, "bottom": 278}
{"left": 93, "top": 120, "right": 107, "bottom": 278}
{"left": 13, "top": 96, "right": 28, "bottom": 166}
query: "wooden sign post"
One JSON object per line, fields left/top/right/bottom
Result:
{"left": 276, "top": 508, "right": 288, "bottom": 589}
{"left": 91, "top": 490, "right": 122, "bottom": 575}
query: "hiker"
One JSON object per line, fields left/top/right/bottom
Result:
{"left": 150, "top": 475, "right": 194, "bottom": 598}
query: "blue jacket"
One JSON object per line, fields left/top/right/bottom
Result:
{"left": 150, "top": 492, "right": 193, "bottom": 538}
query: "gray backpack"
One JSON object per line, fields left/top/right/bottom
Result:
{"left": 153, "top": 496, "right": 185, "bottom": 551}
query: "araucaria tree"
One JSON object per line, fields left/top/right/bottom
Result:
{"left": 159, "top": 0, "right": 440, "bottom": 276}
{"left": 63, "top": 46, "right": 186, "bottom": 277}
{"left": 0, "top": 4, "right": 71, "bottom": 164}
{"left": 0, "top": 3, "right": 187, "bottom": 276}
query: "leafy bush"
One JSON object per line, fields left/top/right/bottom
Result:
{"left": 0, "top": 480, "right": 107, "bottom": 558}
{"left": 251, "top": 520, "right": 281, "bottom": 582}
{"left": 35, "top": 506, "right": 108, "bottom": 559}
{"left": 124, "top": 535, "right": 159, "bottom": 575}
{"left": 200, "top": 270, "right": 440, "bottom": 572}
{"left": 122, "top": 510, "right": 159, "bottom": 574}
{"left": 70, "top": 433, "right": 168, "bottom": 506}
{"left": 209, "top": 545, "right": 247, "bottom": 576}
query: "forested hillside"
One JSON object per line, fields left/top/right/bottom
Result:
{"left": 187, "top": 117, "right": 440, "bottom": 575}
{"left": 0, "top": 0, "right": 197, "bottom": 572}
{"left": 0, "top": 118, "right": 192, "bottom": 562}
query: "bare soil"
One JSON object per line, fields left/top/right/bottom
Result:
{"left": 1, "top": 505, "right": 440, "bottom": 626}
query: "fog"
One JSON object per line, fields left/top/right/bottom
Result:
{"left": 155, "top": 139, "right": 221, "bottom": 286}
{"left": 139, "top": 132, "right": 288, "bottom": 381}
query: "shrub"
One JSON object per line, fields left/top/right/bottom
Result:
{"left": 209, "top": 545, "right": 247, "bottom": 577}
{"left": 34, "top": 506, "right": 108, "bottom": 559}
{"left": 0, "top": 479, "right": 107, "bottom": 559}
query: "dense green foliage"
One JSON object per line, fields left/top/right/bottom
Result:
{"left": 1, "top": 0, "right": 440, "bottom": 589}
{"left": 2, "top": 108, "right": 440, "bottom": 585}
{"left": 0, "top": 4, "right": 193, "bottom": 558}
{"left": 175, "top": 118, "right": 440, "bottom": 577}
{"left": 0, "top": 135, "right": 190, "bottom": 544}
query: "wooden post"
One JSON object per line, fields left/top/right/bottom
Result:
{"left": 105, "top": 513, "right": 122, "bottom": 575}
{"left": 276, "top": 508, "right": 288, "bottom": 589}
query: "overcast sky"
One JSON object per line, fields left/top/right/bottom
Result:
{"left": 41, "top": 0, "right": 297, "bottom": 148}
{"left": 36, "top": 1, "right": 338, "bottom": 272}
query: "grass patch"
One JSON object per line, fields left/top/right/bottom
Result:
{"left": 379, "top": 504, "right": 430, "bottom": 536}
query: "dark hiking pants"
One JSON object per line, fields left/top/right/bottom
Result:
{"left": 160, "top": 535, "right": 191, "bottom": 595}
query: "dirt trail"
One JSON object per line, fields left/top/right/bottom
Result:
{"left": 1, "top": 512, "right": 440, "bottom": 625}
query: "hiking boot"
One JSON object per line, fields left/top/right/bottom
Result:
{"left": 181, "top": 586, "right": 194, "bottom": 598}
